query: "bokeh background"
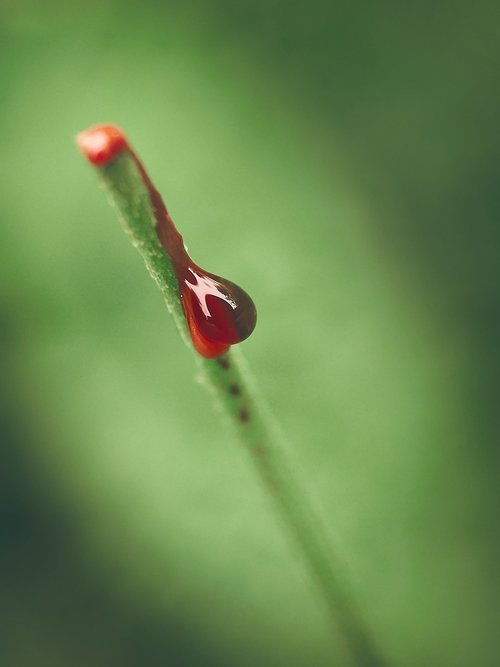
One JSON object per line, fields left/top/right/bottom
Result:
{"left": 1, "top": 1, "right": 499, "bottom": 665}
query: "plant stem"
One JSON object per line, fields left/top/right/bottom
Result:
{"left": 203, "top": 348, "right": 384, "bottom": 667}
{"left": 78, "top": 133, "right": 386, "bottom": 667}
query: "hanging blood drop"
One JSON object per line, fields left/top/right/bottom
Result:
{"left": 179, "top": 266, "right": 257, "bottom": 358}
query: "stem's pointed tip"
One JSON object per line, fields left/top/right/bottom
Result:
{"left": 76, "top": 123, "right": 127, "bottom": 167}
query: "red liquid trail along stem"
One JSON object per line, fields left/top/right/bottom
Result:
{"left": 77, "top": 124, "right": 257, "bottom": 359}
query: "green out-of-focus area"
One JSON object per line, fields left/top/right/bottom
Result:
{"left": 1, "top": 1, "right": 499, "bottom": 665}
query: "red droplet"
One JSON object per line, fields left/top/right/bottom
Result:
{"left": 77, "top": 124, "right": 127, "bottom": 166}
{"left": 78, "top": 123, "right": 257, "bottom": 358}
{"left": 179, "top": 266, "right": 257, "bottom": 358}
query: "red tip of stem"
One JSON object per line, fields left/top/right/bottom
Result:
{"left": 77, "top": 124, "right": 127, "bottom": 166}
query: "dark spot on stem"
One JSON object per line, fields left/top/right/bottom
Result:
{"left": 229, "top": 384, "right": 241, "bottom": 396}
{"left": 238, "top": 408, "right": 250, "bottom": 423}
{"left": 218, "top": 357, "right": 230, "bottom": 370}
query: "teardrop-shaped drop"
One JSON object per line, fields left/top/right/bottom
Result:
{"left": 180, "top": 266, "right": 257, "bottom": 359}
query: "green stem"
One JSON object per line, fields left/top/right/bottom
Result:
{"left": 83, "top": 147, "right": 386, "bottom": 667}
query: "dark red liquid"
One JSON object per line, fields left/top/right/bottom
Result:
{"left": 179, "top": 266, "right": 257, "bottom": 358}
{"left": 78, "top": 125, "right": 257, "bottom": 358}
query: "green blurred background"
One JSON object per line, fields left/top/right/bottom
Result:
{"left": 1, "top": 1, "right": 499, "bottom": 665}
